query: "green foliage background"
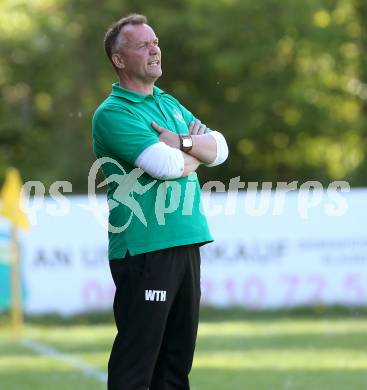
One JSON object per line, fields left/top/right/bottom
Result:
{"left": 0, "top": 0, "right": 366, "bottom": 191}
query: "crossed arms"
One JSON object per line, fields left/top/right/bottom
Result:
{"left": 136, "top": 120, "right": 229, "bottom": 180}
{"left": 93, "top": 104, "right": 229, "bottom": 181}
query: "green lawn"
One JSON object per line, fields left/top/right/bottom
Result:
{"left": 1, "top": 309, "right": 367, "bottom": 390}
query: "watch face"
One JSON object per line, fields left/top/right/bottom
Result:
{"left": 183, "top": 137, "right": 192, "bottom": 148}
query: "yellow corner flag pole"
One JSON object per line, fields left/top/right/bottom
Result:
{"left": 0, "top": 168, "right": 30, "bottom": 339}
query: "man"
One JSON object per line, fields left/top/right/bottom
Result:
{"left": 92, "top": 14, "right": 228, "bottom": 390}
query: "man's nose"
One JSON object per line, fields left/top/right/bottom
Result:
{"left": 149, "top": 44, "right": 159, "bottom": 55}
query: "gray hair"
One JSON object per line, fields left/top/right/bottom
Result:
{"left": 104, "top": 14, "right": 148, "bottom": 65}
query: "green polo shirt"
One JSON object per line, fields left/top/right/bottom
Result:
{"left": 92, "top": 83, "right": 213, "bottom": 260}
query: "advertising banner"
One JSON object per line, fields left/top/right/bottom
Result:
{"left": 15, "top": 188, "right": 367, "bottom": 315}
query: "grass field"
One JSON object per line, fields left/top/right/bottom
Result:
{"left": 1, "top": 308, "right": 367, "bottom": 390}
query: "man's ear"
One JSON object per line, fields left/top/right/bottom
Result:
{"left": 112, "top": 53, "right": 125, "bottom": 69}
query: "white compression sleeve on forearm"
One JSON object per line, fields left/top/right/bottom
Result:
{"left": 135, "top": 142, "right": 184, "bottom": 180}
{"left": 205, "top": 130, "right": 229, "bottom": 167}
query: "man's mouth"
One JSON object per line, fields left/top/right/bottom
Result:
{"left": 148, "top": 59, "right": 160, "bottom": 67}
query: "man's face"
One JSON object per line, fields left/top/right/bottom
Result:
{"left": 118, "top": 24, "right": 162, "bottom": 83}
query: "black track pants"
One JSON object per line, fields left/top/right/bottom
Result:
{"left": 108, "top": 244, "right": 201, "bottom": 390}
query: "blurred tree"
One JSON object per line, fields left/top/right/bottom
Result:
{"left": 353, "top": 0, "right": 367, "bottom": 184}
{"left": 0, "top": 0, "right": 365, "bottom": 191}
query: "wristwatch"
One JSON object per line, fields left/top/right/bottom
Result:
{"left": 179, "top": 135, "right": 193, "bottom": 153}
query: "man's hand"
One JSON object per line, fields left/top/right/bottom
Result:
{"left": 189, "top": 120, "right": 207, "bottom": 135}
{"left": 152, "top": 120, "right": 217, "bottom": 164}
{"left": 151, "top": 122, "right": 180, "bottom": 149}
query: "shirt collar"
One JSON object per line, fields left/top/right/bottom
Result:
{"left": 111, "top": 82, "right": 165, "bottom": 102}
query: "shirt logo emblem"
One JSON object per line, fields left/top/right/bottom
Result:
{"left": 145, "top": 290, "right": 167, "bottom": 302}
{"left": 173, "top": 109, "right": 185, "bottom": 124}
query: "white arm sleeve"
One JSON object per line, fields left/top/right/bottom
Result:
{"left": 205, "top": 130, "right": 229, "bottom": 167}
{"left": 135, "top": 142, "right": 184, "bottom": 180}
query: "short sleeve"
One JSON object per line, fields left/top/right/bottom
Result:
{"left": 93, "top": 104, "right": 159, "bottom": 166}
